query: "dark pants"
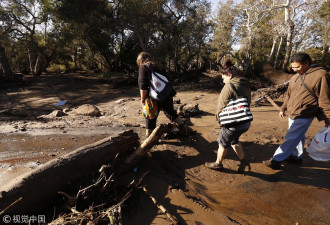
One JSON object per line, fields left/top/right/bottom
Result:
{"left": 218, "top": 122, "right": 251, "bottom": 148}
{"left": 145, "top": 95, "right": 179, "bottom": 129}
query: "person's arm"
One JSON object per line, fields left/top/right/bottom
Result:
{"left": 140, "top": 89, "right": 148, "bottom": 106}
{"left": 138, "top": 65, "right": 150, "bottom": 106}
{"left": 279, "top": 82, "right": 291, "bottom": 118}
{"left": 215, "top": 84, "right": 233, "bottom": 122}
{"left": 318, "top": 74, "right": 330, "bottom": 126}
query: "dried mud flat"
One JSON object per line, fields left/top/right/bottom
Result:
{"left": 0, "top": 73, "right": 329, "bottom": 225}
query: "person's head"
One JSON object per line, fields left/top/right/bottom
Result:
{"left": 290, "top": 53, "right": 312, "bottom": 74}
{"left": 220, "top": 60, "right": 240, "bottom": 84}
{"left": 136, "top": 52, "right": 152, "bottom": 67}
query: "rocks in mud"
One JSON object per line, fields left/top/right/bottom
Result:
{"left": 115, "top": 98, "right": 135, "bottom": 104}
{"left": 63, "top": 108, "right": 71, "bottom": 113}
{"left": 176, "top": 103, "right": 202, "bottom": 117}
{"left": 50, "top": 110, "right": 66, "bottom": 117}
{"left": 72, "top": 104, "right": 101, "bottom": 117}
{"left": 3, "top": 109, "right": 30, "bottom": 117}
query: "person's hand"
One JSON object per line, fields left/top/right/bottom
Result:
{"left": 279, "top": 111, "right": 286, "bottom": 118}
{"left": 215, "top": 112, "right": 220, "bottom": 121}
{"left": 140, "top": 98, "right": 145, "bottom": 107}
{"left": 325, "top": 120, "right": 330, "bottom": 127}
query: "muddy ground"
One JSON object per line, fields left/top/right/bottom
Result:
{"left": 0, "top": 72, "right": 329, "bottom": 225}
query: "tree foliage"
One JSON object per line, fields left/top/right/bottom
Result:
{"left": 0, "top": 0, "right": 327, "bottom": 79}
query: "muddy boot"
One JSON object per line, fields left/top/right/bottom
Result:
{"left": 237, "top": 159, "right": 251, "bottom": 173}
{"left": 205, "top": 162, "right": 223, "bottom": 171}
{"left": 174, "top": 117, "right": 191, "bottom": 136}
{"left": 263, "top": 158, "right": 281, "bottom": 170}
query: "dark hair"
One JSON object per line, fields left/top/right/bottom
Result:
{"left": 220, "top": 60, "right": 241, "bottom": 77}
{"left": 136, "top": 52, "right": 162, "bottom": 69}
{"left": 223, "top": 59, "right": 234, "bottom": 69}
{"left": 290, "top": 53, "right": 312, "bottom": 66}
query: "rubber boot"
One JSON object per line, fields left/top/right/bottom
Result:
{"left": 174, "top": 117, "right": 184, "bottom": 126}
{"left": 174, "top": 117, "right": 190, "bottom": 136}
{"left": 237, "top": 159, "right": 251, "bottom": 173}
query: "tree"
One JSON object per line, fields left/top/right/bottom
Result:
{"left": 211, "top": 0, "right": 237, "bottom": 65}
{"left": 0, "top": 2, "right": 14, "bottom": 76}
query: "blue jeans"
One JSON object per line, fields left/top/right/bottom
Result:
{"left": 288, "top": 118, "right": 303, "bottom": 159}
{"left": 273, "top": 117, "right": 314, "bottom": 162}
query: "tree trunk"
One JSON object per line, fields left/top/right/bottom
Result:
{"left": 0, "top": 130, "right": 139, "bottom": 214}
{"left": 282, "top": 22, "right": 294, "bottom": 71}
{"left": 0, "top": 44, "right": 13, "bottom": 76}
{"left": 268, "top": 36, "right": 278, "bottom": 63}
{"left": 282, "top": 2, "right": 294, "bottom": 71}
{"left": 27, "top": 49, "right": 35, "bottom": 76}
{"left": 274, "top": 36, "right": 283, "bottom": 68}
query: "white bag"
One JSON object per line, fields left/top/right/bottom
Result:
{"left": 147, "top": 64, "right": 173, "bottom": 102}
{"left": 306, "top": 126, "right": 330, "bottom": 161}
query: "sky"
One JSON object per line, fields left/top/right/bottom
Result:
{"left": 211, "top": 0, "right": 220, "bottom": 13}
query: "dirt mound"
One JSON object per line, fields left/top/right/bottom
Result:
{"left": 261, "top": 64, "right": 293, "bottom": 85}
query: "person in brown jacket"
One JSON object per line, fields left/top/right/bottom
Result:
{"left": 263, "top": 53, "right": 330, "bottom": 170}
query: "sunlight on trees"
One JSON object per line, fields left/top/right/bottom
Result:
{"left": 0, "top": 0, "right": 327, "bottom": 79}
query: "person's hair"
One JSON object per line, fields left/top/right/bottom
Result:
{"left": 220, "top": 59, "right": 241, "bottom": 77}
{"left": 136, "top": 52, "right": 158, "bottom": 68}
{"left": 290, "top": 53, "right": 312, "bottom": 66}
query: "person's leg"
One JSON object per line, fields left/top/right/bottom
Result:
{"left": 205, "top": 127, "right": 233, "bottom": 170}
{"left": 145, "top": 117, "right": 157, "bottom": 137}
{"left": 232, "top": 142, "right": 244, "bottom": 161}
{"left": 230, "top": 122, "right": 251, "bottom": 172}
{"left": 159, "top": 96, "right": 192, "bottom": 135}
{"left": 288, "top": 118, "right": 304, "bottom": 159}
{"left": 158, "top": 97, "right": 178, "bottom": 122}
{"left": 216, "top": 144, "right": 228, "bottom": 164}
{"left": 269, "top": 117, "right": 313, "bottom": 165}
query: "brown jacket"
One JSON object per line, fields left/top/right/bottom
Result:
{"left": 280, "top": 67, "right": 330, "bottom": 123}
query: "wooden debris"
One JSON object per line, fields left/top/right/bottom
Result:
{"left": 0, "top": 130, "right": 139, "bottom": 214}
{"left": 142, "top": 186, "right": 179, "bottom": 225}
{"left": 265, "top": 95, "right": 281, "bottom": 111}
{"left": 50, "top": 166, "right": 150, "bottom": 225}
{"left": 253, "top": 81, "right": 289, "bottom": 108}
{"left": 123, "top": 123, "right": 173, "bottom": 168}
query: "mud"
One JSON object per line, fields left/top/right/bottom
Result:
{"left": 0, "top": 73, "right": 329, "bottom": 224}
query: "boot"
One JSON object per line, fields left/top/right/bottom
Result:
{"left": 263, "top": 158, "right": 281, "bottom": 170}
{"left": 205, "top": 162, "right": 223, "bottom": 170}
{"left": 174, "top": 117, "right": 184, "bottom": 126}
{"left": 237, "top": 159, "right": 251, "bottom": 173}
{"left": 174, "top": 117, "right": 190, "bottom": 136}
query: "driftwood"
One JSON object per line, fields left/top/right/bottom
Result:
{"left": 265, "top": 95, "right": 281, "bottom": 111}
{"left": 0, "top": 130, "right": 139, "bottom": 214}
{"left": 50, "top": 168, "right": 150, "bottom": 225}
{"left": 253, "top": 81, "right": 289, "bottom": 110}
{"left": 123, "top": 123, "right": 174, "bottom": 168}
{"left": 142, "top": 186, "right": 179, "bottom": 225}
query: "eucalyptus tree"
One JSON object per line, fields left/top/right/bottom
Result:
{"left": 165, "top": 0, "right": 211, "bottom": 72}
{"left": 211, "top": 0, "right": 238, "bottom": 65}
{"left": 0, "top": 2, "right": 13, "bottom": 76}
{"left": 57, "top": 0, "right": 122, "bottom": 71}
{"left": 317, "top": 1, "right": 329, "bottom": 56}
{"left": 1, "top": 0, "right": 68, "bottom": 75}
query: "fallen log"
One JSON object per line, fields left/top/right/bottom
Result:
{"left": 0, "top": 130, "right": 139, "bottom": 214}
{"left": 265, "top": 95, "right": 281, "bottom": 111}
{"left": 123, "top": 124, "right": 173, "bottom": 168}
